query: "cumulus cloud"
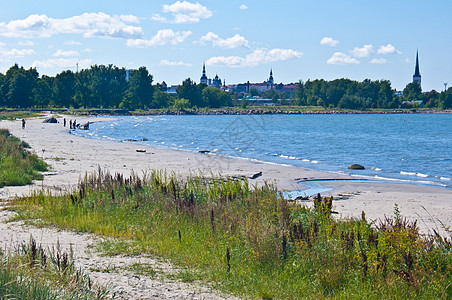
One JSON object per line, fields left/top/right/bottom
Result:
{"left": 127, "top": 29, "right": 191, "bottom": 47}
{"left": 152, "top": 1, "right": 212, "bottom": 24}
{"left": 206, "top": 48, "right": 302, "bottom": 67}
{"left": 377, "top": 44, "right": 401, "bottom": 55}
{"left": 160, "top": 59, "right": 192, "bottom": 67}
{"left": 370, "top": 58, "right": 387, "bottom": 64}
{"left": 31, "top": 58, "right": 91, "bottom": 69}
{"left": 320, "top": 37, "right": 339, "bottom": 47}
{"left": 351, "top": 44, "right": 373, "bottom": 57}
{"left": 0, "top": 48, "right": 35, "bottom": 58}
{"left": 240, "top": 4, "right": 248, "bottom": 10}
{"left": 53, "top": 49, "right": 80, "bottom": 57}
{"left": 327, "top": 52, "right": 359, "bottom": 65}
{"left": 0, "top": 13, "right": 143, "bottom": 39}
{"left": 199, "top": 32, "right": 249, "bottom": 48}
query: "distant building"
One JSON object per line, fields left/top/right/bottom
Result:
{"left": 200, "top": 64, "right": 223, "bottom": 89}
{"left": 159, "top": 81, "right": 167, "bottom": 92}
{"left": 413, "top": 50, "right": 421, "bottom": 88}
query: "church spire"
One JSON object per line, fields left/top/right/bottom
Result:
{"left": 413, "top": 50, "right": 421, "bottom": 88}
{"left": 200, "top": 62, "right": 208, "bottom": 84}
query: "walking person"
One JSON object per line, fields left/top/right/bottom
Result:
{"left": 21, "top": 119, "right": 26, "bottom": 129}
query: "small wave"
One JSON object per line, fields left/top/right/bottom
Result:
{"left": 440, "top": 177, "right": 451, "bottom": 181}
{"left": 302, "top": 159, "right": 310, "bottom": 162}
{"left": 374, "top": 168, "right": 382, "bottom": 171}
{"left": 416, "top": 173, "right": 429, "bottom": 178}
{"left": 400, "top": 171, "right": 416, "bottom": 176}
{"left": 439, "top": 158, "right": 450, "bottom": 161}
{"left": 212, "top": 148, "right": 220, "bottom": 153}
{"left": 311, "top": 160, "right": 321, "bottom": 164}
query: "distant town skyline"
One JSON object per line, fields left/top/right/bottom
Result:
{"left": 0, "top": 0, "right": 451, "bottom": 92}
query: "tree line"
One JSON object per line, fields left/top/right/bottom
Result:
{"left": 294, "top": 78, "right": 451, "bottom": 109}
{"left": 0, "top": 64, "right": 450, "bottom": 110}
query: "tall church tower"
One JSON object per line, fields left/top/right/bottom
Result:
{"left": 413, "top": 51, "right": 421, "bottom": 88}
{"left": 267, "top": 69, "right": 274, "bottom": 88}
{"left": 200, "top": 63, "right": 208, "bottom": 85}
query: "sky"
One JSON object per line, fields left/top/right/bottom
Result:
{"left": 0, "top": 0, "right": 451, "bottom": 92}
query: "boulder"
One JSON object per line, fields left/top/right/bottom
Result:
{"left": 348, "top": 164, "right": 365, "bottom": 170}
{"left": 42, "top": 117, "right": 58, "bottom": 123}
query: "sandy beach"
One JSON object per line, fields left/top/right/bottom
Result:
{"left": 1, "top": 114, "right": 451, "bottom": 234}
{"left": 0, "top": 114, "right": 451, "bottom": 298}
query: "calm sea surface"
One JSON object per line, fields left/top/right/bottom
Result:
{"left": 74, "top": 114, "right": 452, "bottom": 189}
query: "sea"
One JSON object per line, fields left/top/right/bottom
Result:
{"left": 73, "top": 113, "right": 452, "bottom": 190}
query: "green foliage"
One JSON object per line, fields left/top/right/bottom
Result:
{"left": 0, "top": 128, "right": 48, "bottom": 187}
{"left": 0, "top": 236, "right": 107, "bottom": 299}
{"left": 12, "top": 170, "right": 452, "bottom": 299}
{"left": 173, "top": 98, "right": 190, "bottom": 110}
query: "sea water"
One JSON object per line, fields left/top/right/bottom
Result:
{"left": 74, "top": 113, "right": 452, "bottom": 189}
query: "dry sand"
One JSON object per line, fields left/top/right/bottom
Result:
{"left": 0, "top": 114, "right": 451, "bottom": 298}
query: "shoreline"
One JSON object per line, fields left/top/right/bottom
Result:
{"left": 0, "top": 114, "right": 451, "bottom": 235}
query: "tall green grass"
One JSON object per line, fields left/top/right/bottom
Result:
{"left": 0, "top": 236, "right": 108, "bottom": 299}
{"left": 12, "top": 169, "right": 452, "bottom": 299}
{"left": 0, "top": 128, "right": 48, "bottom": 187}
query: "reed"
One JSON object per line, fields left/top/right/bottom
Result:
{"left": 11, "top": 170, "right": 452, "bottom": 299}
{"left": 0, "top": 236, "right": 108, "bottom": 299}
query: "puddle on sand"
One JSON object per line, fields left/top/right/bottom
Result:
{"left": 283, "top": 182, "right": 332, "bottom": 199}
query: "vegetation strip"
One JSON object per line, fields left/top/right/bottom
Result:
{"left": 11, "top": 169, "right": 452, "bottom": 299}
{"left": 0, "top": 128, "right": 48, "bottom": 187}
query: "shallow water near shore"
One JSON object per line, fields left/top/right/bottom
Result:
{"left": 74, "top": 113, "right": 452, "bottom": 189}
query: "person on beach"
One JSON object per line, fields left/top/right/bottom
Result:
{"left": 64, "top": 118, "right": 66, "bottom": 127}
{"left": 21, "top": 119, "right": 26, "bottom": 129}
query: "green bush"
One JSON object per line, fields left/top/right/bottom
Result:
{"left": 0, "top": 128, "right": 48, "bottom": 187}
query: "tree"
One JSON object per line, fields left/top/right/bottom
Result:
{"left": 53, "top": 70, "right": 75, "bottom": 107}
{"left": 202, "top": 86, "right": 232, "bottom": 108}
{"left": 173, "top": 98, "right": 189, "bottom": 110}
{"left": 176, "top": 78, "right": 204, "bottom": 107}
{"left": 152, "top": 89, "right": 172, "bottom": 108}
{"left": 249, "top": 88, "right": 259, "bottom": 97}
{"left": 4, "top": 64, "right": 38, "bottom": 108}
{"left": 122, "top": 67, "right": 154, "bottom": 109}
{"left": 403, "top": 82, "right": 422, "bottom": 102}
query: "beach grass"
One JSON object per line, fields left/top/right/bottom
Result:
{"left": 0, "top": 129, "right": 48, "bottom": 187}
{"left": 11, "top": 169, "right": 452, "bottom": 299}
{"left": 0, "top": 236, "right": 108, "bottom": 299}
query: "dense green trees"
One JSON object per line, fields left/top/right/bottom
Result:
{"left": 0, "top": 63, "right": 450, "bottom": 110}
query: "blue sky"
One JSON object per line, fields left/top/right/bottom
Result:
{"left": 0, "top": 0, "right": 450, "bottom": 91}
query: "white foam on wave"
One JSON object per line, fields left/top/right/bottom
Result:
{"left": 440, "top": 177, "right": 451, "bottom": 181}
{"left": 401, "top": 171, "right": 416, "bottom": 176}
{"left": 311, "top": 160, "right": 321, "bottom": 164}
{"left": 416, "top": 173, "right": 429, "bottom": 178}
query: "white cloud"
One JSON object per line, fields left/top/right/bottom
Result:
{"left": 199, "top": 32, "right": 249, "bottom": 48}
{"left": 240, "top": 4, "right": 248, "bottom": 10}
{"left": 64, "top": 40, "right": 81, "bottom": 45}
{"left": 82, "top": 48, "right": 92, "bottom": 52}
{"left": 152, "top": 1, "right": 212, "bottom": 24}
{"left": 320, "top": 37, "right": 338, "bottom": 47}
{"left": 119, "top": 14, "right": 140, "bottom": 23}
{"left": 351, "top": 44, "right": 373, "bottom": 57}
{"left": 127, "top": 29, "right": 191, "bottom": 47}
{"left": 206, "top": 48, "right": 303, "bottom": 67}
{"left": 377, "top": 44, "right": 401, "bottom": 55}
{"left": 31, "top": 58, "right": 91, "bottom": 69}
{"left": 370, "top": 58, "right": 387, "bottom": 64}
{"left": 327, "top": 52, "right": 359, "bottom": 65}
{"left": 0, "top": 42, "right": 5, "bottom": 47}
{"left": 0, "top": 13, "right": 143, "bottom": 39}
{"left": 0, "top": 48, "right": 35, "bottom": 58}
{"left": 160, "top": 59, "right": 192, "bottom": 67}
{"left": 53, "top": 49, "right": 80, "bottom": 57}
{"left": 18, "top": 40, "right": 34, "bottom": 46}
